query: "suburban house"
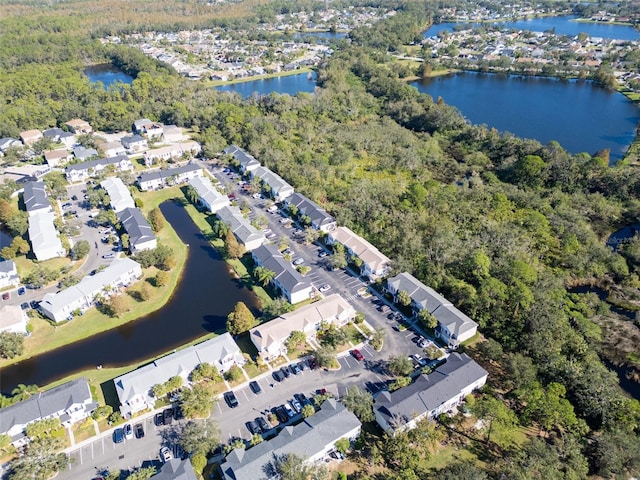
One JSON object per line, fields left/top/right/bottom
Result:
{"left": 251, "top": 166, "right": 294, "bottom": 202}
{"left": 42, "top": 128, "right": 75, "bottom": 148}
{"left": 222, "top": 145, "right": 260, "bottom": 173}
{"left": 101, "top": 141, "right": 127, "bottom": 158}
{"left": 251, "top": 244, "right": 313, "bottom": 304}
{"left": 0, "top": 305, "right": 28, "bottom": 335}
{"left": 101, "top": 177, "right": 135, "bottom": 212}
{"left": 373, "top": 353, "right": 488, "bottom": 434}
{"left": 121, "top": 134, "right": 148, "bottom": 153}
{"left": 138, "top": 164, "right": 202, "bottom": 191}
{"left": 65, "top": 155, "right": 133, "bottom": 183}
{"left": 0, "top": 378, "right": 97, "bottom": 447}
{"left": 73, "top": 146, "right": 99, "bottom": 162}
{"left": 28, "top": 210, "right": 65, "bottom": 261}
{"left": 285, "top": 193, "right": 336, "bottom": 233}
{"left": 155, "top": 459, "right": 198, "bottom": 480}
{"left": 117, "top": 207, "right": 157, "bottom": 253}
{"left": 23, "top": 181, "right": 51, "bottom": 216}
{"left": 220, "top": 399, "right": 361, "bottom": 480}
{"left": 142, "top": 141, "right": 201, "bottom": 166}
{"left": 216, "top": 206, "right": 266, "bottom": 251}
{"left": 44, "top": 149, "right": 73, "bottom": 167}
{"left": 162, "top": 125, "right": 184, "bottom": 143}
{"left": 40, "top": 258, "right": 142, "bottom": 322}
{"left": 0, "top": 137, "right": 22, "bottom": 152}
{"left": 113, "top": 334, "right": 244, "bottom": 417}
{"left": 133, "top": 118, "right": 154, "bottom": 133}
{"left": 327, "top": 226, "right": 391, "bottom": 279}
{"left": 250, "top": 294, "right": 355, "bottom": 359}
{"left": 20, "top": 129, "right": 43, "bottom": 146}
{"left": 189, "top": 176, "right": 230, "bottom": 213}
{"left": 0, "top": 259, "right": 20, "bottom": 289}
{"left": 65, "top": 118, "right": 93, "bottom": 134}
{"left": 386, "top": 272, "right": 478, "bottom": 348}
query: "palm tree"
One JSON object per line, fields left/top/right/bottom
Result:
{"left": 254, "top": 266, "right": 276, "bottom": 286}
{"left": 11, "top": 384, "right": 38, "bottom": 401}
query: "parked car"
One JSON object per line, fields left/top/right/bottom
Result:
{"left": 20, "top": 302, "right": 29, "bottom": 310}
{"left": 113, "top": 428, "right": 124, "bottom": 444}
{"left": 224, "top": 391, "right": 239, "bottom": 408}
{"left": 351, "top": 349, "right": 364, "bottom": 361}
{"left": 249, "top": 381, "right": 262, "bottom": 394}
{"left": 2, "top": 292, "right": 9, "bottom": 300}
{"left": 154, "top": 412, "right": 164, "bottom": 426}
{"left": 292, "top": 257, "right": 304, "bottom": 266}
{"left": 290, "top": 363, "right": 301, "bottom": 375}
{"left": 411, "top": 354, "right": 427, "bottom": 367}
{"left": 295, "top": 393, "right": 309, "bottom": 405}
{"left": 160, "top": 446, "right": 172, "bottom": 463}
{"left": 123, "top": 424, "right": 133, "bottom": 440}
{"left": 256, "top": 416, "right": 270, "bottom": 432}
{"left": 272, "top": 370, "right": 285, "bottom": 382}
{"left": 134, "top": 423, "right": 144, "bottom": 439}
{"left": 102, "top": 253, "right": 115, "bottom": 259}
{"left": 281, "top": 366, "right": 291, "bottom": 378}
{"left": 318, "top": 284, "right": 331, "bottom": 293}
{"left": 275, "top": 406, "right": 289, "bottom": 423}
{"left": 283, "top": 403, "right": 295, "bottom": 418}
{"left": 71, "top": 195, "right": 78, "bottom": 201}
{"left": 163, "top": 408, "right": 174, "bottom": 425}
{"left": 245, "top": 420, "right": 260, "bottom": 435}
{"left": 290, "top": 398, "right": 302, "bottom": 413}
{"left": 17, "top": 287, "right": 26, "bottom": 295}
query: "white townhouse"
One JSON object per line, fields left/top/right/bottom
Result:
{"left": 101, "top": 141, "right": 127, "bottom": 158}
{"left": 222, "top": 145, "right": 260, "bottom": 173}
{"left": 250, "top": 294, "right": 355, "bottom": 359}
{"left": 327, "top": 226, "right": 391, "bottom": 279}
{"left": 251, "top": 165, "right": 294, "bottom": 202}
{"left": 285, "top": 192, "right": 337, "bottom": 233}
{"left": 73, "top": 146, "right": 99, "bottom": 161}
{"left": 216, "top": 205, "right": 266, "bottom": 252}
{"left": 42, "top": 128, "right": 75, "bottom": 148}
{"left": 138, "top": 164, "right": 202, "bottom": 191}
{"left": 142, "top": 141, "right": 201, "bottom": 167}
{"left": 113, "top": 334, "right": 244, "bottom": 417}
{"left": 121, "top": 134, "right": 148, "bottom": 153}
{"left": 28, "top": 211, "right": 65, "bottom": 261}
{"left": 40, "top": 258, "right": 142, "bottom": 322}
{"left": 189, "top": 176, "right": 230, "bottom": 213}
{"left": 0, "top": 378, "right": 97, "bottom": 447}
{"left": 23, "top": 181, "right": 51, "bottom": 217}
{"left": 374, "top": 353, "right": 488, "bottom": 435}
{"left": 101, "top": 177, "right": 135, "bottom": 212}
{"left": 0, "top": 259, "right": 20, "bottom": 289}
{"left": 65, "top": 155, "right": 133, "bottom": 183}
{"left": 251, "top": 244, "right": 313, "bottom": 304}
{"left": 0, "top": 305, "right": 28, "bottom": 335}
{"left": 117, "top": 207, "right": 157, "bottom": 253}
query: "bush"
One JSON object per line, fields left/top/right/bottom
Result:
{"left": 224, "top": 365, "right": 243, "bottom": 382}
{"left": 191, "top": 453, "right": 207, "bottom": 474}
{"left": 92, "top": 405, "right": 113, "bottom": 420}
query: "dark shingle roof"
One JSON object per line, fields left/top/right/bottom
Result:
{"left": 154, "top": 458, "right": 198, "bottom": 480}
{"left": 23, "top": 181, "right": 50, "bottom": 212}
{"left": 252, "top": 244, "right": 310, "bottom": 295}
{"left": 117, "top": 207, "right": 156, "bottom": 249}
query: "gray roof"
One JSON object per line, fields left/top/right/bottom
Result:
{"left": 66, "top": 155, "right": 129, "bottom": 173}
{"left": 0, "top": 378, "right": 93, "bottom": 436}
{"left": 433, "top": 304, "right": 478, "bottom": 339}
{"left": 189, "top": 176, "right": 229, "bottom": 212}
{"left": 374, "top": 353, "right": 487, "bottom": 427}
{"left": 221, "top": 399, "right": 361, "bottom": 480}
{"left": 217, "top": 206, "right": 265, "bottom": 247}
{"left": 223, "top": 145, "right": 260, "bottom": 171}
{"left": 252, "top": 166, "right": 294, "bottom": 198}
{"left": 117, "top": 207, "right": 156, "bottom": 250}
{"left": 386, "top": 272, "right": 451, "bottom": 313}
{"left": 73, "top": 146, "right": 99, "bottom": 160}
{"left": 23, "top": 181, "right": 50, "bottom": 212}
{"left": 138, "top": 164, "right": 201, "bottom": 185}
{"left": 121, "top": 134, "right": 146, "bottom": 148}
{"left": 285, "top": 193, "right": 335, "bottom": 230}
{"left": 0, "top": 138, "right": 20, "bottom": 151}
{"left": 155, "top": 458, "right": 198, "bottom": 480}
{"left": 101, "top": 177, "right": 135, "bottom": 212}
{"left": 42, "top": 128, "right": 65, "bottom": 140}
{"left": 0, "top": 259, "right": 16, "bottom": 275}
{"left": 251, "top": 244, "right": 311, "bottom": 295}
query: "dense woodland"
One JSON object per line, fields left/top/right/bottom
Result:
{"left": 2, "top": 0, "right": 640, "bottom": 477}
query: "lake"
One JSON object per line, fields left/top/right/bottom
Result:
{"left": 425, "top": 15, "right": 640, "bottom": 40}
{"left": 217, "top": 72, "right": 316, "bottom": 97}
{"left": 411, "top": 72, "right": 640, "bottom": 161}
{"left": 0, "top": 201, "right": 259, "bottom": 393}
{"left": 85, "top": 64, "right": 135, "bottom": 88}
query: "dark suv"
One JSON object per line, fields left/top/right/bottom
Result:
{"left": 224, "top": 391, "right": 239, "bottom": 408}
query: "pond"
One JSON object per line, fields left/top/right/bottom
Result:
{"left": 0, "top": 200, "right": 260, "bottom": 393}
{"left": 217, "top": 71, "right": 317, "bottom": 98}
{"left": 85, "top": 64, "right": 135, "bottom": 89}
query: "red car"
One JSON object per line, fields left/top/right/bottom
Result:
{"left": 351, "top": 349, "right": 364, "bottom": 361}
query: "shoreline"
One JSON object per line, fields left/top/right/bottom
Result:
{"left": 205, "top": 66, "right": 313, "bottom": 87}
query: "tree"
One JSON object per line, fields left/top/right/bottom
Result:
{"left": 473, "top": 396, "right": 519, "bottom": 447}
{"left": 250, "top": 434, "right": 264, "bottom": 446}
{"left": 7, "top": 437, "right": 68, "bottom": 480}
{"left": 0, "top": 433, "right": 11, "bottom": 450}
{"left": 387, "top": 355, "right": 413, "bottom": 376}
{"left": 10, "top": 384, "right": 38, "bottom": 402}
{"left": 262, "top": 297, "right": 294, "bottom": 318}
{"left": 254, "top": 266, "right": 276, "bottom": 287}
{"left": 301, "top": 404, "right": 315, "bottom": 418}
{"left": 138, "top": 283, "right": 151, "bottom": 301}
{"left": 125, "top": 466, "right": 156, "bottom": 480}
{"left": 335, "top": 437, "right": 350, "bottom": 454}
{"left": 108, "top": 295, "right": 128, "bottom": 318}
{"left": 190, "top": 453, "right": 207, "bottom": 476}
{"left": 318, "top": 325, "right": 347, "bottom": 349}
{"left": 397, "top": 290, "right": 411, "bottom": 307}
{"left": 0, "top": 332, "right": 24, "bottom": 359}
{"left": 155, "top": 270, "right": 169, "bottom": 287}
{"left": 26, "top": 418, "right": 61, "bottom": 438}
{"left": 11, "top": 237, "right": 30, "bottom": 255}
{"left": 417, "top": 309, "right": 437, "bottom": 329}
{"left": 434, "top": 460, "right": 489, "bottom": 480}
{"left": 226, "top": 301, "right": 256, "bottom": 334}
{"left": 70, "top": 240, "right": 90, "bottom": 260}
{"left": 342, "top": 386, "right": 374, "bottom": 422}
{"left": 389, "top": 376, "right": 412, "bottom": 391}
{"left": 285, "top": 331, "right": 307, "bottom": 351}
{"left": 370, "top": 328, "right": 385, "bottom": 351}
{"left": 121, "top": 233, "right": 130, "bottom": 251}
{"left": 148, "top": 207, "right": 164, "bottom": 232}
{"left": 265, "top": 452, "right": 328, "bottom": 480}
{"left": 191, "top": 363, "right": 222, "bottom": 383}
{"left": 224, "top": 230, "right": 245, "bottom": 259}
{"left": 178, "top": 419, "right": 220, "bottom": 456}
{"left": 179, "top": 384, "right": 216, "bottom": 419}
{"left": 314, "top": 346, "right": 337, "bottom": 369}
{"left": 224, "top": 365, "right": 243, "bottom": 382}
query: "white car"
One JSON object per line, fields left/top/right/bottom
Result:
{"left": 292, "top": 258, "right": 305, "bottom": 266}
{"left": 283, "top": 403, "right": 295, "bottom": 418}
{"left": 290, "top": 399, "right": 302, "bottom": 413}
{"left": 318, "top": 284, "right": 331, "bottom": 293}
{"left": 160, "top": 446, "right": 172, "bottom": 462}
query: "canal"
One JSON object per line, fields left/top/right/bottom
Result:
{"left": 1, "top": 200, "right": 259, "bottom": 393}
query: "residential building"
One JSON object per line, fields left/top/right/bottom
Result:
{"left": 327, "top": 226, "right": 391, "bottom": 279}
{"left": 155, "top": 459, "right": 198, "bottom": 480}
{"left": 44, "top": 149, "right": 73, "bottom": 167}
{"left": 222, "top": 145, "right": 260, "bottom": 173}
{"left": 142, "top": 141, "right": 201, "bottom": 166}
{"left": 4, "top": 164, "right": 50, "bottom": 181}
{"left": 251, "top": 244, "right": 313, "bottom": 304}
{"left": 145, "top": 123, "right": 164, "bottom": 139}
{"left": 121, "top": 134, "right": 148, "bottom": 153}
{"left": 0, "top": 137, "right": 22, "bottom": 153}
{"left": 101, "top": 177, "right": 135, "bottom": 212}
{"left": 250, "top": 294, "right": 355, "bottom": 359}
{"left": 113, "top": 334, "right": 244, "bottom": 417}
{"left": 251, "top": 166, "right": 294, "bottom": 202}
{"left": 65, "top": 155, "right": 133, "bottom": 183}
{"left": 117, "top": 207, "right": 157, "bottom": 253}
{"left": 42, "top": 128, "right": 75, "bottom": 148}
{"left": 28, "top": 211, "right": 65, "bottom": 261}
{"left": 216, "top": 206, "right": 266, "bottom": 252}
{"left": 73, "top": 146, "right": 99, "bottom": 161}
{"left": 65, "top": 118, "right": 93, "bottom": 134}
{"left": 0, "top": 305, "right": 28, "bottom": 335}
{"left": 0, "top": 378, "right": 97, "bottom": 446}
{"left": 23, "top": 181, "right": 51, "bottom": 216}
{"left": 373, "top": 353, "right": 488, "bottom": 434}
{"left": 40, "top": 258, "right": 142, "bottom": 322}
{"left": 189, "top": 176, "right": 230, "bottom": 213}
{"left": 0, "top": 259, "right": 20, "bottom": 289}
{"left": 133, "top": 118, "right": 154, "bottom": 133}
{"left": 220, "top": 399, "right": 361, "bottom": 480}
{"left": 19, "top": 129, "right": 43, "bottom": 146}
{"left": 162, "top": 125, "right": 184, "bottom": 143}
{"left": 433, "top": 304, "right": 479, "bottom": 348}
{"left": 101, "top": 141, "right": 127, "bottom": 158}
{"left": 285, "top": 193, "right": 336, "bottom": 232}
{"left": 138, "top": 164, "right": 202, "bottom": 191}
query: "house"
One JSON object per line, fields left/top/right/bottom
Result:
{"left": 4, "top": 164, "right": 51, "bottom": 182}
{"left": 28, "top": 210, "right": 65, "bottom": 261}
{"left": 19, "top": 130, "right": 43, "bottom": 146}
{"left": 0, "top": 305, "right": 28, "bottom": 335}
{"left": 73, "top": 146, "right": 99, "bottom": 161}
{"left": 0, "top": 259, "right": 20, "bottom": 289}
{"left": 65, "top": 155, "right": 133, "bottom": 183}
{"left": 216, "top": 206, "right": 266, "bottom": 251}
{"left": 101, "top": 141, "right": 127, "bottom": 158}
{"left": 0, "top": 378, "right": 97, "bottom": 447}
{"left": 162, "top": 125, "right": 184, "bottom": 143}
{"left": 220, "top": 399, "right": 361, "bottom": 480}
{"left": 222, "top": 145, "right": 260, "bottom": 173}
{"left": 155, "top": 458, "right": 198, "bottom": 480}
{"left": 285, "top": 193, "right": 336, "bottom": 232}
{"left": 101, "top": 177, "right": 135, "bottom": 212}
{"left": 189, "top": 176, "right": 230, "bottom": 213}
{"left": 327, "top": 226, "right": 391, "bottom": 279}
{"left": 142, "top": 141, "right": 201, "bottom": 166}
{"left": 133, "top": 118, "right": 154, "bottom": 133}
{"left": 250, "top": 294, "right": 355, "bottom": 359}
{"left": 121, "top": 135, "right": 148, "bottom": 153}
{"left": 0, "top": 138, "right": 21, "bottom": 153}
{"left": 374, "top": 353, "right": 488, "bottom": 434}
{"left": 23, "top": 181, "right": 52, "bottom": 217}
{"left": 138, "top": 164, "right": 202, "bottom": 191}
{"left": 251, "top": 244, "right": 313, "bottom": 304}
{"left": 433, "top": 304, "right": 478, "bottom": 348}
{"left": 65, "top": 119, "right": 93, "bottom": 134}
{"left": 113, "top": 334, "right": 244, "bottom": 417}
{"left": 117, "top": 207, "right": 157, "bottom": 253}
{"left": 40, "top": 258, "right": 142, "bottom": 322}
{"left": 44, "top": 149, "right": 73, "bottom": 167}
{"left": 42, "top": 128, "right": 75, "bottom": 148}
{"left": 251, "top": 166, "right": 294, "bottom": 202}
{"left": 145, "top": 123, "right": 164, "bottom": 139}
